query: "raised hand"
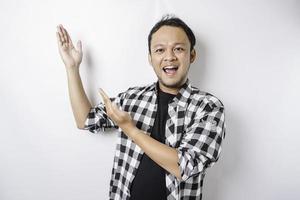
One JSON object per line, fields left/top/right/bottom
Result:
{"left": 56, "top": 24, "right": 83, "bottom": 69}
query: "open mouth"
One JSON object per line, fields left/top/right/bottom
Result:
{"left": 163, "top": 66, "right": 178, "bottom": 76}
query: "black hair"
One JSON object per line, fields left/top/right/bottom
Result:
{"left": 147, "top": 14, "right": 196, "bottom": 54}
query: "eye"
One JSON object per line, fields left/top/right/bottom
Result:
{"left": 154, "top": 48, "right": 164, "bottom": 53}
{"left": 174, "top": 47, "right": 184, "bottom": 52}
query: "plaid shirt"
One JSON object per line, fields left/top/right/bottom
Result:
{"left": 83, "top": 79, "right": 226, "bottom": 200}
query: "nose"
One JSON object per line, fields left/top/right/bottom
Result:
{"left": 163, "top": 49, "right": 177, "bottom": 62}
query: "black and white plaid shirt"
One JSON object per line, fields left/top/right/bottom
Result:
{"left": 83, "top": 79, "right": 226, "bottom": 200}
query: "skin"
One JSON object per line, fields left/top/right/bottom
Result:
{"left": 57, "top": 24, "right": 197, "bottom": 181}
{"left": 56, "top": 25, "right": 83, "bottom": 69}
{"left": 148, "top": 26, "right": 196, "bottom": 94}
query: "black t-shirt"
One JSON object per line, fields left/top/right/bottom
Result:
{"left": 129, "top": 85, "right": 176, "bottom": 200}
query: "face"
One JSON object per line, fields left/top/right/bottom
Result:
{"left": 148, "top": 26, "right": 196, "bottom": 94}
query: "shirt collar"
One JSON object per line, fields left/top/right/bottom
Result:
{"left": 151, "top": 78, "right": 192, "bottom": 109}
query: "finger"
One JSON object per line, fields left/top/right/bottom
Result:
{"left": 57, "top": 25, "right": 64, "bottom": 43}
{"left": 98, "top": 88, "right": 110, "bottom": 103}
{"left": 98, "top": 88, "right": 113, "bottom": 110}
{"left": 56, "top": 31, "right": 63, "bottom": 47}
{"left": 60, "top": 25, "right": 68, "bottom": 42}
{"left": 111, "top": 102, "right": 122, "bottom": 115}
{"left": 60, "top": 25, "right": 68, "bottom": 44}
{"left": 112, "top": 102, "right": 119, "bottom": 110}
{"left": 57, "top": 25, "right": 65, "bottom": 43}
{"left": 76, "top": 40, "right": 82, "bottom": 53}
{"left": 111, "top": 103, "right": 123, "bottom": 121}
{"left": 98, "top": 88, "right": 115, "bottom": 117}
{"left": 64, "top": 27, "right": 74, "bottom": 47}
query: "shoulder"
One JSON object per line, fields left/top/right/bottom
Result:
{"left": 189, "top": 85, "right": 225, "bottom": 111}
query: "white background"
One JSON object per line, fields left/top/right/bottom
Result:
{"left": 0, "top": 0, "right": 299, "bottom": 199}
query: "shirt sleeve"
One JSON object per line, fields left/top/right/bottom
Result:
{"left": 82, "top": 91, "right": 126, "bottom": 134}
{"left": 176, "top": 101, "right": 226, "bottom": 182}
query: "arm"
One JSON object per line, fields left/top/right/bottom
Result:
{"left": 99, "top": 89, "right": 226, "bottom": 181}
{"left": 66, "top": 68, "right": 92, "bottom": 129}
{"left": 129, "top": 104, "right": 226, "bottom": 182}
{"left": 56, "top": 24, "right": 92, "bottom": 129}
{"left": 176, "top": 104, "right": 226, "bottom": 181}
{"left": 129, "top": 128, "right": 182, "bottom": 180}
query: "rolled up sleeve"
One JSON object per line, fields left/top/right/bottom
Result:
{"left": 83, "top": 92, "right": 126, "bottom": 133}
{"left": 176, "top": 103, "right": 226, "bottom": 182}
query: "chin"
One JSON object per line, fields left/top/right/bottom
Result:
{"left": 161, "top": 78, "right": 185, "bottom": 88}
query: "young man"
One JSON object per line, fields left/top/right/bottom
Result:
{"left": 56, "top": 15, "right": 226, "bottom": 200}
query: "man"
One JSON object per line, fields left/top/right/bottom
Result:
{"left": 56, "top": 15, "right": 226, "bottom": 200}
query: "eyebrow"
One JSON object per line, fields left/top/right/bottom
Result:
{"left": 152, "top": 42, "right": 187, "bottom": 48}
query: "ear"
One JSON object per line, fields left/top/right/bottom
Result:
{"left": 190, "top": 49, "right": 196, "bottom": 63}
{"left": 148, "top": 53, "right": 152, "bottom": 65}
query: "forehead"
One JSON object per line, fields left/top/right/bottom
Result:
{"left": 151, "top": 26, "right": 190, "bottom": 47}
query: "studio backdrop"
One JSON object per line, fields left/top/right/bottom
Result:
{"left": 0, "top": 0, "right": 299, "bottom": 199}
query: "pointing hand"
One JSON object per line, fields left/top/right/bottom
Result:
{"left": 98, "top": 88, "right": 136, "bottom": 133}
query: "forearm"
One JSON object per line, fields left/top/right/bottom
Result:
{"left": 98, "top": 90, "right": 182, "bottom": 179}
{"left": 124, "top": 126, "right": 182, "bottom": 180}
{"left": 66, "top": 67, "right": 92, "bottom": 128}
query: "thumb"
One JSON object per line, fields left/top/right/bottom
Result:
{"left": 77, "top": 40, "right": 82, "bottom": 53}
{"left": 112, "top": 102, "right": 119, "bottom": 111}
{"left": 112, "top": 103, "right": 124, "bottom": 116}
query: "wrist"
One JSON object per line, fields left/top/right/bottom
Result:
{"left": 66, "top": 67, "right": 80, "bottom": 75}
{"left": 129, "top": 127, "right": 140, "bottom": 141}
{"left": 121, "top": 124, "right": 139, "bottom": 140}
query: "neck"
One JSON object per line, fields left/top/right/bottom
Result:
{"left": 158, "top": 82, "right": 180, "bottom": 95}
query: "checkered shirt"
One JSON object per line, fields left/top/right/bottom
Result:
{"left": 83, "top": 79, "right": 226, "bottom": 200}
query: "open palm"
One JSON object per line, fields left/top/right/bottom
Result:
{"left": 56, "top": 24, "right": 83, "bottom": 68}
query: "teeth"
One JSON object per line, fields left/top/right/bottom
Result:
{"left": 163, "top": 66, "right": 178, "bottom": 70}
